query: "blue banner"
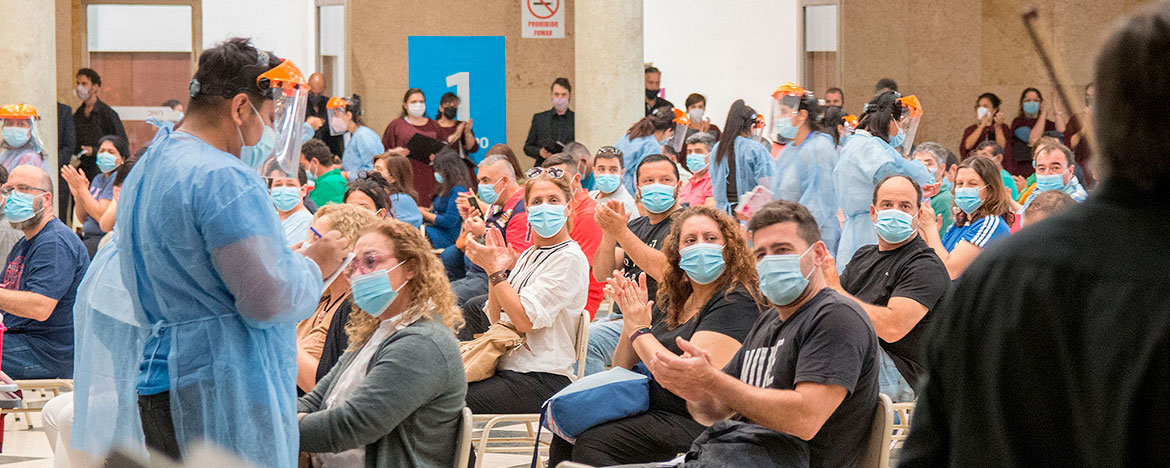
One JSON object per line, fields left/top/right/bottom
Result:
{"left": 408, "top": 36, "right": 506, "bottom": 164}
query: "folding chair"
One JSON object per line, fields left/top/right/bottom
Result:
{"left": 455, "top": 407, "right": 474, "bottom": 468}
{"left": 859, "top": 393, "right": 894, "bottom": 468}
{"left": 0, "top": 379, "right": 73, "bottom": 430}
{"left": 472, "top": 312, "right": 590, "bottom": 468}
{"left": 890, "top": 400, "right": 915, "bottom": 454}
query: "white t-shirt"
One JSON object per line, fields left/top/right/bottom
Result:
{"left": 591, "top": 186, "right": 642, "bottom": 221}
{"left": 498, "top": 240, "right": 589, "bottom": 378}
{"left": 281, "top": 209, "right": 314, "bottom": 247}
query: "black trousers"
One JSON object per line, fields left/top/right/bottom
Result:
{"left": 547, "top": 409, "right": 707, "bottom": 467}
{"left": 457, "top": 294, "right": 492, "bottom": 341}
{"left": 138, "top": 392, "right": 182, "bottom": 461}
{"left": 466, "top": 370, "right": 571, "bottom": 415}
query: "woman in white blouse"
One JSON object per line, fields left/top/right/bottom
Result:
{"left": 463, "top": 167, "right": 589, "bottom": 413}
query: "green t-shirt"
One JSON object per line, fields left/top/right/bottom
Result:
{"left": 309, "top": 168, "right": 348, "bottom": 207}
{"left": 1000, "top": 169, "right": 1019, "bottom": 200}
{"left": 931, "top": 189, "right": 955, "bottom": 237}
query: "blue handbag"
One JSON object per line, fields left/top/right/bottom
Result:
{"left": 539, "top": 365, "right": 651, "bottom": 444}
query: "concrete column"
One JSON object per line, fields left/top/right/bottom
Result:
{"left": 574, "top": 0, "right": 644, "bottom": 153}
{"left": 0, "top": 0, "right": 59, "bottom": 212}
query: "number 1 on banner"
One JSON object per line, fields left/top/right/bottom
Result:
{"left": 446, "top": 72, "right": 470, "bottom": 119}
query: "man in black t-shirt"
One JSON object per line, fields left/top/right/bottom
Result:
{"left": 585, "top": 155, "right": 680, "bottom": 375}
{"left": 826, "top": 175, "right": 949, "bottom": 401}
{"left": 645, "top": 200, "right": 879, "bottom": 468}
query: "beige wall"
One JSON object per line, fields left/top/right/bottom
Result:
{"left": 348, "top": 0, "right": 575, "bottom": 169}
{"left": 839, "top": 0, "right": 1150, "bottom": 156}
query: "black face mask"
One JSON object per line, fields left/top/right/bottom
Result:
{"left": 645, "top": 88, "right": 660, "bottom": 100}
{"left": 442, "top": 107, "right": 458, "bottom": 119}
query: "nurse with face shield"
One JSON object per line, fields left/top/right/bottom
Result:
{"left": 115, "top": 38, "right": 349, "bottom": 467}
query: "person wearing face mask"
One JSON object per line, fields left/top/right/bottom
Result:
{"left": 644, "top": 200, "right": 879, "bottom": 468}
{"left": 301, "top": 138, "right": 347, "bottom": 206}
{"left": 587, "top": 155, "right": 680, "bottom": 375}
{"left": 615, "top": 106, "right": 677, "bottom": 194}
{"left": 769, "top": 84, "right": 841, "bottom": 254}
{"left": 0, "top": 164, "right": 89, "bottom": 380}
{"left": 523, "top": 78, "right": 575, "bottom": 167}
{"left": 548, "top": 206, "right": 762, "bottom": 467}
{"left": 421, "top": 149, "right": 471, "bottom": 249}
{"left": 326, "top": 95, "right": 384, "bottom": 181}
{"left": 434, "top": 92, "right": 479, "bottom": 158}
{"left": 542, "top": 153, "right": 605, "bottom": 317}
{"left": 911, "top": 142, "right": 957, "bottom": 236}
{"left": 644, "top": 66, "right": 674, "bottom": 116}
{"left": 918, "top": 156, "right": 1013, "bottom": 279}
{"left": 264, "top": 162, "right": 314, "bottom": 247}
{"left": 298, "top": 220, "right": 467, "bottom": 468}
{"left": 461, "top": 171, "right": 589, "bottom": 416}
{"left": 72, "top": 68, "right": 127, "bottom": 181}
{"left": 381, "top": 88, "right": 442, "bottom": 201}
{"left": 833, "top": 91, "right": 937, "bottom": 273}
{"left": 60, "top": 134, "right": 126, "bottom": 257}
{"left": 1007, "top": 87, "right": 1065, "bottom": 178}
{"left": 590, "top": 146, "right": 641, "bottom": 220}
{"left": 0, "top": 104, "right": 49, "bottom": 172}
{"left": 709, "top": 100, "right": 776, "bottom": 213}
{"left": 114, "top": 39, "right": 350, "bottom": 466}
{"left": 682, "top": 93, "right": 720, "bottom": 142}
{"left": 1017, "top": 141, "right": 1087, "bottom": 212}
{"left": 563, "top": 141, "right": 596, "bottom": 190}
{"left": 959, "top": 93, "right": 1012, "bottom": 161}
{"left": 679, "top": 132, "right": 715, "bottom": 207}
{"left": 821, "top": 175, "right": 949, "bottom": 403}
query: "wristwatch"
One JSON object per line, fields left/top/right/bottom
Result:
{"left": 488, "top": 270, "right": 509, "bottom": 286}
{"left": 629, "top": 327, "right": 653, "bottom": 344}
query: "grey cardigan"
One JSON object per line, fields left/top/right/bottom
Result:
{"left": 298, "top": 317, "right": 467, "bottom": 468}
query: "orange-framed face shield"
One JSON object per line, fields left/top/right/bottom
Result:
{"left": 326, "top": 97, "right": 350, "bottom": 136}
{"left": 666, "top": 108, "right": 690, "bottom": 152}
{"left": 769, "top": 82, "right": 809, "bottom": 141}
{"left": 0, "top": 104, "right": 43, "bottom": 152}
{"left": 895, "top": 95, "right": 924, "bottom": 155}
{"left": 257, "top": 60, "right": 309, "bottom": 177}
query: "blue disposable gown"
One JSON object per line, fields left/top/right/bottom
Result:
{"left": 614, "top": 134, "right": 664, "bottom": 194}
{"left": 71, "top": 233, "right": 149, "bottom": 459}
{"left": 116, "top": 125, "right": 324, "bottom": 468}
{"left": 771, "top": 131, "right": 841, "bottom": 253}
{"left": 832, "top": 129, "right": 933, "bottom": 271}
{"left": 342, "top": 125, "right": 385, "bottom": 180}
{"left": 709, "top": 136, "right": 775, "bottom": 212}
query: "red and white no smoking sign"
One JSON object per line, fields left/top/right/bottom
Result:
{"left": 522, "top": 0, "right": 564, "bottom": 38}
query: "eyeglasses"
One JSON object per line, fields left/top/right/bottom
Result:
{"left": 525, "top": 167, "right": 566, "bottom": 180}
{"left": 597, "top": 146, "right": 623, "bottom": 158}
{"left": 0, "top": 186, "right": 48, "bottom": 198}
{"left": 345, "top": 252, "right": 396, "bottom": 277}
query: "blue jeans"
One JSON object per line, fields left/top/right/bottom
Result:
{"left": 3, "top": 333, "right": 69, "bottom": 379}
{"left": 583, "top": 317, "right": 624, "bottom": 376}
{"left": 441, "top": 245, "right": 465, "bottom": 281}
{"left": 878, "top": 350, "right": 915, "bottom": 403}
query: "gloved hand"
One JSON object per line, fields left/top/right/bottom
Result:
{"left": 299, "top": 230, "right": 349, "bottom": 280}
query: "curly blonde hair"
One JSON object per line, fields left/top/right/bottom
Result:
{"left": 344, "top": 220, "right": 464, "bottom": 350}
{"left": 312, "top": 203, "right": 382, "bottom": 249}
{"left": 657, "top": 206, "right": 765, "bottom": 327}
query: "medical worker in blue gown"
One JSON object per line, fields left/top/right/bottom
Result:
{"left": 769, "top": 83, "right": 842, "bottom": 254}
{"left": 833, "top": 90, "right": 937, "bottom": 272}
{"left": 708, "top": 99, "right": 774, "bottom": 212}
{"left": 615, "top": 106, "right": 676, "bottom": 194}
{"left": 116, "top": 38, "right": 349, "bottom": 467}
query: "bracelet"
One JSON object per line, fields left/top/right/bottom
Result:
{"left": 629, "top": 327, "right": 653, "bottom": 344}
{"left": 488, "top": 271, "right": 509, "bottom": 286}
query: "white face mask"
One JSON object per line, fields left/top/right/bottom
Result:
{"left": 406, "top": 102, "right": 426, "bottom": 118}
{"left": 75, "top": 85, "right": 91, "bottom": 101}
{"left": 976, "top": 107, "right": 989, "bottom": 121}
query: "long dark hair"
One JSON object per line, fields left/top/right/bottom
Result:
{"left": 794, "top": 93, "right": 828, "bottom": 135}
{"left": 954, "top": 156, "right": 1014, "bottom": 227}
{"left": 1017, "top": 87, "right": 1043, "bottom": 119}
{"left": 433, "top": 148, "right": 472, "bottom": 196}
{"left": 399, "top": 88, "right": 425, "bottom": 119}
{"left": 857, "top": 90, "right": 903, "bottom": 143}
{"left": 377, "top": 152, "right": 418, "bottom": 200}
{"left": 715, "top": 99, "right": 758, "bottom": 164}
{"left": 344, "top": 94, "right": 365, "bottom": 126}
{"left": 626, "top": 106, "right": 674, "bottom": 139}
{"left": 821, "top": 105, "right": 846, "bottom": 144}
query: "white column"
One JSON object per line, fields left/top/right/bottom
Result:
{"left": 574, "top": 0, "right": 644, "bottom": 153}
{"left": 0, "top": 0, "right": 58, "bottom": 212}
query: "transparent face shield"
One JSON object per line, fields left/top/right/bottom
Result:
{"left": 668, "top": 108, "right": 690, "bottom": 152}
{"left": 0, "top": 118, "right": 42, "bottom": 152}
{"left": 895, "top": 95, "right": 924, "bottom": 156}
{"left": 328, "top": 107, "right": 347, "bottom": 137}
{"left": 768, "top": 94, "right": 801, "bottom": 142}
{"left": 256, "top": 60, "right": 309, "bottom": 178}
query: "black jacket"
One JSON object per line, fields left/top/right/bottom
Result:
{"left": 523, "top": 108, "right": 574, "bottom": 166}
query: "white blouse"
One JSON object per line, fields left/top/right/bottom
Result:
{"left": 497, "top": 240, "right": 589, "bottom": 378}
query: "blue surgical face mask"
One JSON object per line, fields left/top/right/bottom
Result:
{"left": 757, "top": 245, "right": 816, "bottom": 307}
{"left": 434, "top": 172, "right": 444, "bottom": 184}
{"left": 350, "top": 260, "right": 409, "bottom": 317}
{"left": 1035, "top": 173, "right": 1065, "bottom": 192}
{"left": 639, "top": 183, "right": 676, "bottom": 214}
{"left": 594, "top": 174, "right": 621, "bottom": 194}
{"left": 4, "top": 191, "right": 45, "bottom": 223}
{"left": 528, "top": 203, "right": 568, "bottom": 238}
{"left": 679, "top": 243, "right": 726, "bottom": 285}
{"left": 686, "top": 153, "right": 707, "bottom": 173}
{"left": 478, "top": 179, "right": 501, "bottom": 204}
{"left": 96, "top": 151, "right": 119, "bottom": 173}
{"left": 271, "top": 186, "right": 301, "bottom": 212}
{"left": 240, "top": 125, "right": 277, "bottom": 169}
{"left": 888, "top": 127, "right": 905, "bottom": 147}
{"left": 2, "top": 127, "right": 30, "bottom": 148}
{"left": 1023, "top": 101, "right": 1040, "bottom": 115}
{"left": 874, "top": 209, "right": 916, "bottom": 244}
{"left": 954, "top": 186, "right": 984, "bottom": 214}
{"left": 775, "top": 117, "right": 799, "bottom": 139}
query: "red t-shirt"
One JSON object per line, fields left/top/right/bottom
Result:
{"left": 569, "top": 192, "right": 604, "bottom": 317}
{"left": 382, "top": 117, "right": 441, "bottom": 202}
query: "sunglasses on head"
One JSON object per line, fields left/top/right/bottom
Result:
{"left": 525, "top": 167, "right": 566, "bottom": 180}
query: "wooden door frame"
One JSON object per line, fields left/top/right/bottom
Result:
{"left": 799, "top": 0, "right": 842, "bottom": 90}
{"left": 75, "top": 0, "right": 202, "bottom": 75}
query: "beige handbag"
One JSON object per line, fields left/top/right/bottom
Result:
{"left": 460, "top": 322, "right": 526, "bottom": 382}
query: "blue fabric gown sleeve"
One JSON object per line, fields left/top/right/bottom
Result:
{"left": 872, "top": 145, "right": 934, "bottom": 187}
{"left": 433, "top": 186, "right": 464, "bottom": 230}
{"left": 197, "top": 166, "right": 324, "bottom": 326}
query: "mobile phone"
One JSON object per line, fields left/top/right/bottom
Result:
{"left": 468, "top": 194, "right": 484, "bottom": 219}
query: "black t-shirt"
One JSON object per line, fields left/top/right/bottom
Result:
{"left": 621, "top": 214, "right": 674, "bottom": 302}
{"left": 645, "top": 286, "right": 761, "bottom": 416}
{"left": 839, "top": 235, "right": 949, "bottom": 391}
{"left": 720, "top": 288, "right": 879, "bottom": 468}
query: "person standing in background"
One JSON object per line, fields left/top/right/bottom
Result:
{"left": 682, "top": 93, "right": 720, "bottom": 142}
{"left": 644, "top": 66, "right": 674, "bottom": 116}
{"left": 306, "top": 73, "right": 344, "bottom": 157}
{"left": 524, "top": 78, "right": 574, "bottom": 167}
{"left": 381, "top": 88, "right": 442, "bottom": 202}
{"left": 330, "top": 95, "right": 383, "bottom": 180}
{"left": 824, "top": 87, "right": 844, "bottom": 107}
{"left": 56, "top": 102, "right": 76, "bottom": 225}
{"left": 1007, "top": 87, "right": 1062, "bottom": 178}
{"left": 434, "top": 92, "right": 479, "bottom": 157}
{"left": 72, "top": 68, "right": 126, "bottom": 181}
{"left": 959, "top": 93, "right": 1011, "bottom": 161}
